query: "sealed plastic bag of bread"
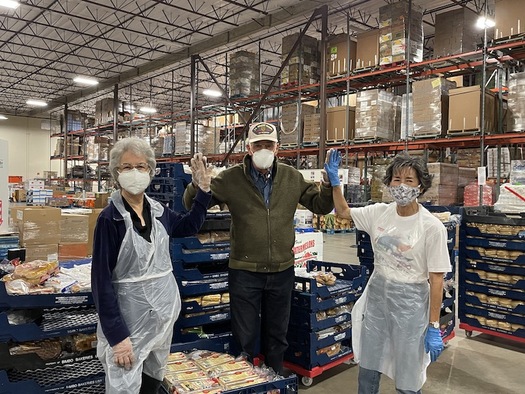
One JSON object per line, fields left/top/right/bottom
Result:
{"left": 8, "top": 260, "right": 59, "bottom": 285}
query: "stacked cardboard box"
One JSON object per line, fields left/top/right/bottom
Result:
{"left": 456, "top": 148, "right": 482, "bottom": 168}
{"left": 173, "top": 122, "right": 220, "bottom": 155}
{"left": 326, "top": 106, "right": 355, "bottom": 142}
{"left": 434, "top": 8, "right": 486, "bottom": 58}
{"left": 448, "top": 86, "right": 496, "bottom": 134}
{"left": 458, "top": 167, "right": 477, "bottom": 204}
{"left": 487, "top": 147, "right": 511, "bottom": 178}
{"left": 378, "top": 0, "right": 423, "bottom": 66}
{"left": 356, "top": 29, "right": 380, "bottom": 68}
{"left": 12, "top": 206, "right": 61, "bottom": 262}
{"left": 229, "top": 50, "right": 260, "bottom": 97}
{"left": 281, "top": 33, "right": 319, "bottom": 86}
{"left": 421, "top": 163, "right": 459, "bottom": 205}
{"left": 355, "top": 90, "right": 395, "bottom": 141}
{"left": 412, "top": 77, "right": 456, "bottom": 137}
{"left": 280, "top": 103, "right": 315, "bottom": 146}
{"left": 495, "top": 0, "right": 525, "bottom": 38}
{"left": 303, "top": 113, "right": 320, "bottom": 144}
{"left": 85, "top": 135, "right": 111, "bottom": 161}
{"left": 60, "top": 213, "right": 89, "bottom": 261}
{"left": 327, "top": 34, "right": 357, "bottom": 77}
{"left": 507, "top": 72, "right": 525, "bottom": 131}
{"left": 372, "top": 158, "right": 391, "bottom": 202}
{"left": 95, "top": 98, "right": 121, "bottom": 126}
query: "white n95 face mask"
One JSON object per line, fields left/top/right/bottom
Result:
{"left": 252, "top": 149, "right": 275, "bottom": 169}
{"left": 118, "top": 169, "right": 151, "bottom": 195}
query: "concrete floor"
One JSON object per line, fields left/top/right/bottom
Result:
{"left": 295, "top": 233, "right": 525, "bottom": 394}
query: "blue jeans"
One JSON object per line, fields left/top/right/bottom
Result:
{"left": 358, "top": 367, "right": 422, "bottom": 394}
{"left": 228, "top": 267, "right": 295, "bottom": 374}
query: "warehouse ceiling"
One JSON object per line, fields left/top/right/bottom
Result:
{"left": 0, "top": 0, "right": 494, "bottom": 121}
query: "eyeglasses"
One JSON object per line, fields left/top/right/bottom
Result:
{"left": 118, "top": 163, "right": 150, "bottom": 173}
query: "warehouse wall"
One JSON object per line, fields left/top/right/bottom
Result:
{"left": 0, "top": 115, "right": 61, "bottom": 181}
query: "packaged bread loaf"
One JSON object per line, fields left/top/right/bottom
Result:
{"left": 201, "top": 294, "right": 221, "bottom": 306}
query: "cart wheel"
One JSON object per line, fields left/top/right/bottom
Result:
{"left": 301, "top": 376, "right": 314, "bottom": 386}
{"left": 443, "top": 340, "right": 450, "bottom": 348}
{"left": 465, "top": 330, "right": 473, "bottom": 338}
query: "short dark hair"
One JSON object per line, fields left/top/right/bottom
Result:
{"left": 382, "top": 152, "right": 433, "bottom": 196}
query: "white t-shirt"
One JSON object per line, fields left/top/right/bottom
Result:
{"left": 352, "top": 203, "right": 451, "bottom": 283}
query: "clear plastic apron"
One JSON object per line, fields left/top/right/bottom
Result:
{"left": 97, "top": 191, "right": 181, "bottom": 394}
{"left": 352, "top": 203, "right": 431, "bottom": 391}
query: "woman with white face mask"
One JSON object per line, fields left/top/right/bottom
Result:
{"left": 92, "top": 137, "right": 212, "bottom": 393}
{"left": 324, "top": 150, "right": 451, "bottom": 394}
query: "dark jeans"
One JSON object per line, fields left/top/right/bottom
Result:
{"left": 358, "top": 367, "right": 422, "bottom": 394}
{"left": 228, "top": 266, "right": 295, "bottom": 374}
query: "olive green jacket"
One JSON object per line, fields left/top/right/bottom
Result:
{"left": 183, "top": 155, "right": 334, "bottom": 272}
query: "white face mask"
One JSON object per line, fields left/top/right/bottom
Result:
{"left": 388, "top": 183, "right": 420, "bottom": 206}
{"left": 252, "top": 149, "right": 275, "bottom": 169}
{"left": 118, "top": 169, "right": 151, "bottom": 195}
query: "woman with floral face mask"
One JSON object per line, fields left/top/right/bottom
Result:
{"left": 92, "top": 137, "right": 212, "bottom": 393}
{"left": 324, "top": 150, "right": 451, "bottom": 394}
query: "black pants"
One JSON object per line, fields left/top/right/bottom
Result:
{"left": 228, "top": 266, "right": 295, "bottom": 374}
{"left": 139, "top": 373, "right": 162, "bottom": 394}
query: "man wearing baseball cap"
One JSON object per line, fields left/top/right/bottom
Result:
{"left": 184, "top": 122, "right": 334, "bottom": 375}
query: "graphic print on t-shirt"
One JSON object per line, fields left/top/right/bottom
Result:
{"left": 374, "top": 230, "right": 414, "bottom": 272}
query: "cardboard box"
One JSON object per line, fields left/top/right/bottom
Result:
{"left": 59, "top": 243, "right": 89, "bottom": 261}
{"left": 327, "top": 33, "right": 357, "bottom": 76}
{"left": 293, "top": 231, "right": 323, "bottom": 268}
{"left": 25, "top": 243, "right": 59, "bottom": 262}
{"left": 13, "top": 189, "right": 26, "bottom": 202}
{"left": 434, "top": 8, "right": 485, "bottom": 57}
{"left": 448, "top": 86, "right": 496, "bottom": 133}
{"left": 60, "top": 214, "right": 89, "bottom": 244}
{"left": 495, "top": 0, "right": 525, "bottom": 38}
{"left": 12, "top": 206, "right": 62, "bottom": 246}
{"left": 95, "top": 193, "right": 109, "bottom": 208}
{"left": 356, "top": 29, "right": 380, "bottom": 68}
{"left": 76, "top": 208, "right": 103, "bottom": 256}
{"left": 327, "top": 106, "right": 355, "bottom": 141}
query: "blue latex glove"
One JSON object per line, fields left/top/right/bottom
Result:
{"left": 425, "top": 327, "right": 444, "bottom": 362}
{"left": 323, "top": 149, "right": 341, "bottom": 186}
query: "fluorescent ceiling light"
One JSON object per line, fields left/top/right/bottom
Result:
{"left": 0, "top": 115, "right": 7, "bottom": 120}
{"left": 476, "top": 16, "right": 495, "bottom": 29}
{"left": 0, "top": 1, "right": 20, "bottom": 9}
{"left": 73, "top": 76, "right": 99, "bottom": 86}
{"left": 203, "top": 89, "right": 222, "bottom": 97}
{"left": 140, "top": 106, "right": 157, "bottom": 114}
{"left": 26, "top": 99, "right": 47, "bottom": 107}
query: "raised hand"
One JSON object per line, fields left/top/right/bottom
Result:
{"left": 190, "top": 152, "right": 213, "bottom": 192}
{"left": 323, "top": 149, "right": 342, "bottom": 186}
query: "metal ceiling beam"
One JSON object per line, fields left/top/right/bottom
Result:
{"left": 31, "top": 0, "right": 332, "bottom": 115}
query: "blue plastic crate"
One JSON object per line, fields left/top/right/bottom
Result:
{"left": 179, "top": 309, "right": 230, "bottom": 328}
{"left": 284, "top": 343, "right": 353, "bottom": 370}
{"left": 177, "top": 278, "right": 228, "bottom": 297}
{"left": 174, "top": 261, "right": 229, "bottom": 281}
{"left": 289, "top": 308, "right": 352, "bottom": 331}
{"left": 170, "top": 242, "right": 230, "bottom": 263}
{"left": 287, "top": 327, "right": 352, "bottom": 353}
{"left": 294, "top": 261, "right": 366, "bottom": 299}
{"left": 461, "top": 270, "right": 525, "bottom": 291}
{"left": 170, "top": 332, "right": 232, "bottom": 353}
{"left": 459, "top": 315, "right": 525, "bottom": 340}
{"left": 292, "top": 292, "right": 358, "bottom": 312}
{"left": 172, "top": 321, "right": 231, "bottom": 343}
{"left": 460, "top": 303, "right": 525, "bottom": 326}
{"left": 462, "top": 247, "right": 525, "bottom": 265}
{"left": 0, "top": 307, "right": 97, "bottom": 342}
{"left": 0, "top": 259, "right": 94, "bottom": 310}
{"left": 182, "top": 297, "right": 229, "bottom": 314}
{"left": 463, "top": 236, "right": 525, "bottom": 252}
{"left": 0, "top": 359, "right": 105, "bottom": 393}
{"left": 461, "top": 281, "right": 525, "bottom": 302}
{"left": 461, "top": 291, "right": 525, "bottom": 315}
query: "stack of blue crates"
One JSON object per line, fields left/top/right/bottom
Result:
{"left": 147, "top": 162, "right": 191, "bottom": 212}
{"left": 458, "top": 207, "right": 525, "bottom": 342}
{"left": 0, "top": 259, "right": 105, "bottom": 393}
{"left": 285, "top": 261, "right": 367, "bottom": 370}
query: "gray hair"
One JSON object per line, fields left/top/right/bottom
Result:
{"left": 109, "top": 137, "right": 156, "bottom": 188}
{"left": 382, "top": 152, "right": 433, "bottom": 196}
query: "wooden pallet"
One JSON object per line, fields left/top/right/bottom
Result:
{"left": 280, "top": 143, "right": 299, "bottom": 150}
{"left": 446, "top": 129, "right": 480, "bottom": 136}
{"left": 352, "top": 136, "right": 390, "bottom": 144}
{"left": 326, "top": 139, "right": 346, "bottom": 145}
{"left": 412, "top": 131, "right": 445, "bottom": 139}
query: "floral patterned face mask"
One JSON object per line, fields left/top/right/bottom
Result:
{"left": 388, "top": 183, "right": 420, "bottom": 206}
